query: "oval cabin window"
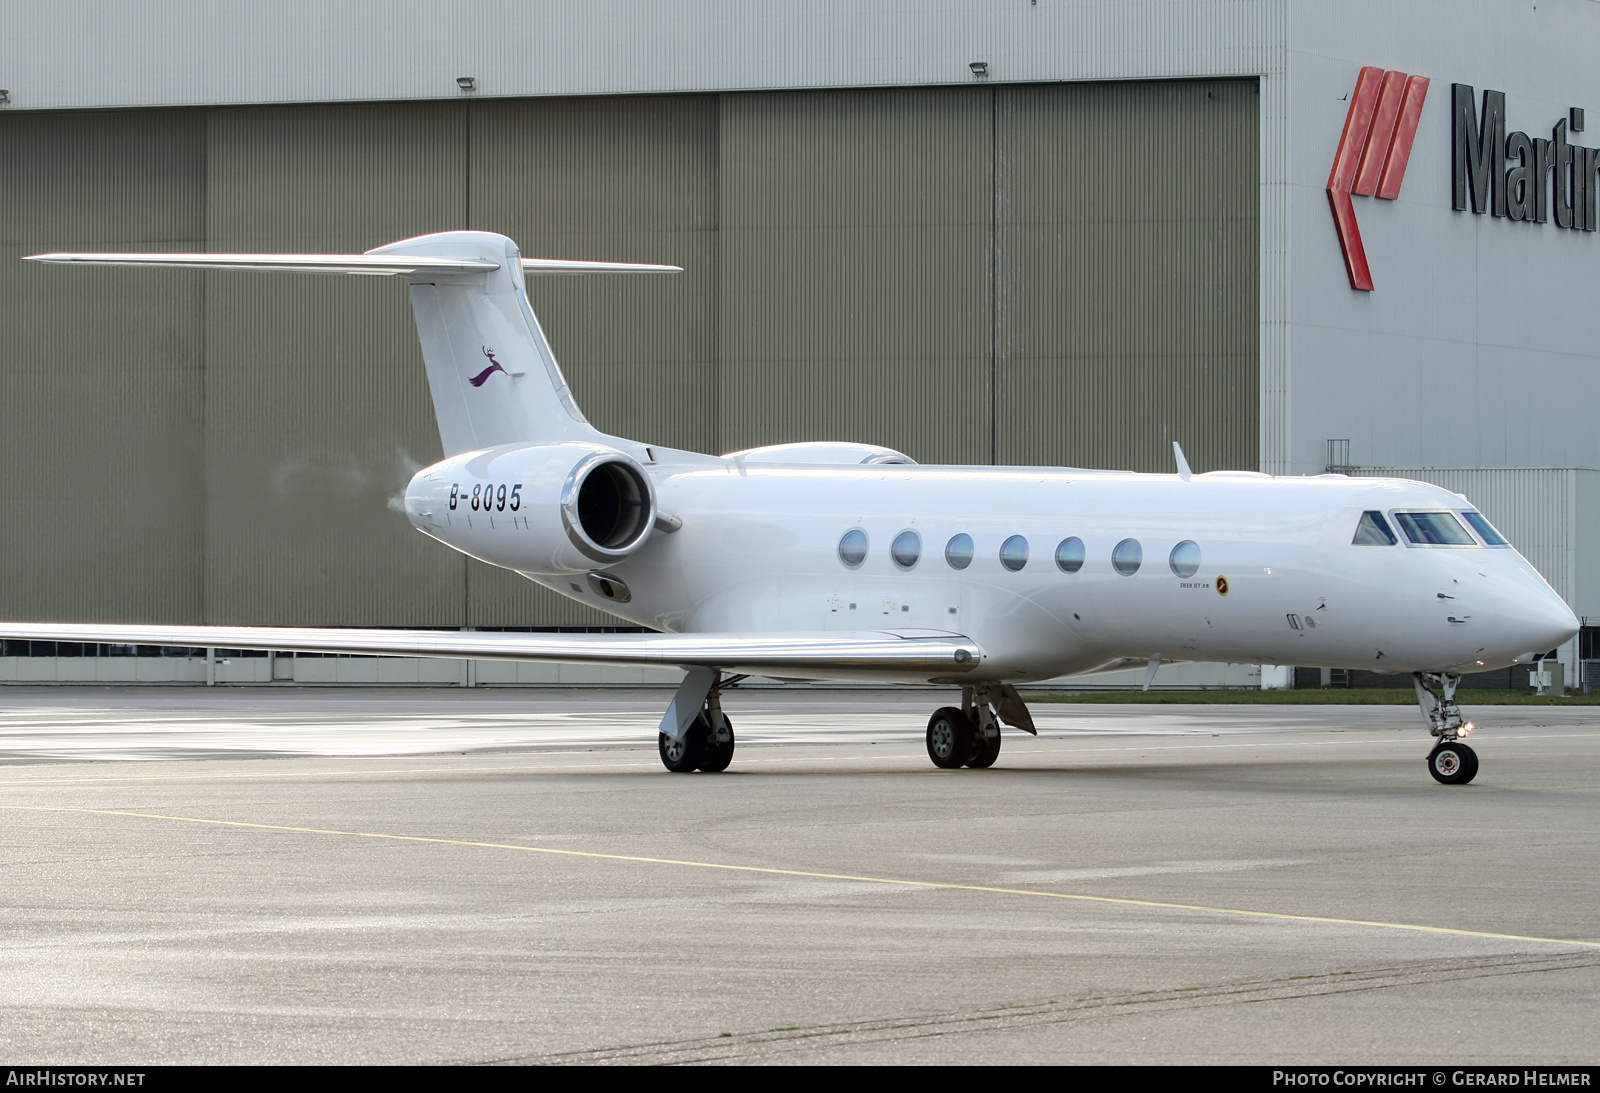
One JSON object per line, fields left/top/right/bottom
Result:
{"left": 891, "top": 530, "right": 922, "bottom": 570}
{"left": 945, "top": 533, "right": 974, "bottom": 570}
{"left": 1000, "top": 535, "right": 1029, "bottom": 572}
{"left": 838, "top": 529, "right": 868, "bottom": 569}
{"left": 1055, "top": 537, "right": 1085, "bottom": 574}
{"left": 1112, "top": 538, "right": 1142, "bottom": 576}
{"left": 1169, "top": 540, "right": 1200, "bottom": 578}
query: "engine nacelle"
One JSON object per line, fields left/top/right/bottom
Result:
{"left": 404, "top": 442, "right": 657, "bottom": 575}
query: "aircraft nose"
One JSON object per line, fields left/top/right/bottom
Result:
{"left": 1502, "top": 582, "right": 1579, "bottom": 657}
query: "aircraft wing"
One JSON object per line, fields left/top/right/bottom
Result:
{"left": 0, "top": 623, "right": 982, "bottom": 678}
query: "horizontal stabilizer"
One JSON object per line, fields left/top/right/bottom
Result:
{"left": 24, "top": 253, "right": 682, "bottom": 277}
{"left": 23, "top": 252, "right": 500, "bottom": 276}
{"left": 24, "top": 230, "right": 682, "bottom": 459}
{"left": 520, "top": 258, "right": 682, "bottom": 275}
{"left": 0, "top": 623, "right": 982, "bottom": 676}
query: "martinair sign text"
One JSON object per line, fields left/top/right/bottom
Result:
{"left": 1328, "top": 67, "right": 1596, "bottom": 292}
{"left": 1453, "top": 84, "right": 1595, "bottom": 231}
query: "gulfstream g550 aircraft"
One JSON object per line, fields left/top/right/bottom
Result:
{"left": 7, "top": 231, "right": 1578, "bottom": 783}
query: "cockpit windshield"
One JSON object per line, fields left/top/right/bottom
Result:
{"left": 1394, "top": 511, "right": 1476, "bottom": 546}
{"left": 1460, "top": 511, "right": 1509, "bottom": 546}
{"left": 1352, "top": 510, "right": 1397, "bottom": 545}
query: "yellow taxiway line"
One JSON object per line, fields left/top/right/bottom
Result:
{"left": 8, "top": 804, "right": 1599, "bottom": 951}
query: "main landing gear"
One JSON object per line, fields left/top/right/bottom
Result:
{"left": 925, "top": 683, "right": 1036, "bottom": 770}
{"left": 1414, "top": 670, "right": 1478, "bottom": 785}
{"left": 658, "top": 671, "right": 740, "bottom": 773}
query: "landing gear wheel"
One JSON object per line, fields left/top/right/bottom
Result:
{"left": 967, "top": 727, "right": 1001, "bottom": 769}
{"left": 927, "top": 706, "right": 975, "bottom": 769}
{"left": 1427, "top": 742, "right": 1479, "bottom": 785}
{"left": 659, "top": 725, "right": 704, "bottom": 773}
{"left": 697, "top": 716, "right": 735, "bottom": 773}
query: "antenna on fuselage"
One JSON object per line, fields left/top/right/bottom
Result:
{"left": 1172, "top": 442, "right": 1193, "bottom": 481}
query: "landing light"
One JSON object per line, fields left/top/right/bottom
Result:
{"left": 1460, "top": 724, "right": 1474, "bottom": 736}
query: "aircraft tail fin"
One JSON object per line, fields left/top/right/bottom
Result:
{"left": 26, "top": 231, "right": 681, "bottom": 457}
{"left": 368, "top": 232, "right": 677, "bottom": 455}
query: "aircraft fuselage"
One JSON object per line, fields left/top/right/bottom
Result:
{"left": 407, "top": 454, "right": 1577, "bottom": 684}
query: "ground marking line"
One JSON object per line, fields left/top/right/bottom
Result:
{"left": 3, "top": 730, "right": 1598, "bottom": 786}
{"left": 8, "top": 805, "right": 1598, "bottom": 950}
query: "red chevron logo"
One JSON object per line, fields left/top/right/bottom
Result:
{"left": 1328, "top": 67, "right": 1431, "bottom": 291}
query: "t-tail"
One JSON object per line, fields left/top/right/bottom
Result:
{"left": 25, "top": 230, "right": 680, "bottom": 457}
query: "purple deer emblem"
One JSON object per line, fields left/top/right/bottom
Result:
{"left": 469, "top": 346, "right": 508, "bottom": 388}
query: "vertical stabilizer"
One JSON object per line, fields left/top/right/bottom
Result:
{"left": 367, "top": 231, "right": 596, "bottom": 456}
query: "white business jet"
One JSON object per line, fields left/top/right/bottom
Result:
{"left": 8, "top": 232, "right": 1578, "bottom": 783}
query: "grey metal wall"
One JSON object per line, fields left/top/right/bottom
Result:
{"left": 0, "top": 1, "right": 1285, "bottom": 110}
{"left": 0, "top": 81, "right": 1258, "bottom": 627}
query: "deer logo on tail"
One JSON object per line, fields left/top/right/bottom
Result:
{"left": 468, "top": 346, "right": 508, "bottom": 388}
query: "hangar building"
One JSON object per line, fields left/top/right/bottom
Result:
{"left": 0, "top": 0, "right": 1595, "bottom": 686}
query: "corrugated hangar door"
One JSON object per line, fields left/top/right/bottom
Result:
{"left": 0, "top": 79, "right": 1257, "bottom": 629}
{"left": 0, "top": 109, "right": 207, "bottom": 625}
{"left": 718, "top": 80, "right": 1259, "bottom": 475}
{"left": 201, "top": 102, "right": 471, "bottom": 628}
{"left": 718, "top": 87, "right": 996, "bottom": 465}
{"left": 993, "top": 81, "right": 1259, "bottom": 473}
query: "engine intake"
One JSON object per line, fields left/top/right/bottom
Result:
{"left": 562, "top": 451, "right": 655, "bottom": 563}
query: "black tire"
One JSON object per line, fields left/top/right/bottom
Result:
{"left": 1427, "top": 742, "right": 1478, "bottom": 785}
{"left": 659, "top": 722, "right": 704, "bottom": 773}
{"left": 697, "top": 715, "right": 735, "bottom": 773}
{"left": 926, "top": 706, "right": 974, "bottom": 769}
{"left": 967, "top": 725, "right": 1001, "bottom": 769}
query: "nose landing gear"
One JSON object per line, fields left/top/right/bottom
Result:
{"left": 1427, "top": 740, "right": 1478, "bottom": 784}
{"left": 924, "top": 684, "right": 1034, "bottom": 769}
{"left": 1414, "top": 671, "right": 1478, "bottom": 785}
